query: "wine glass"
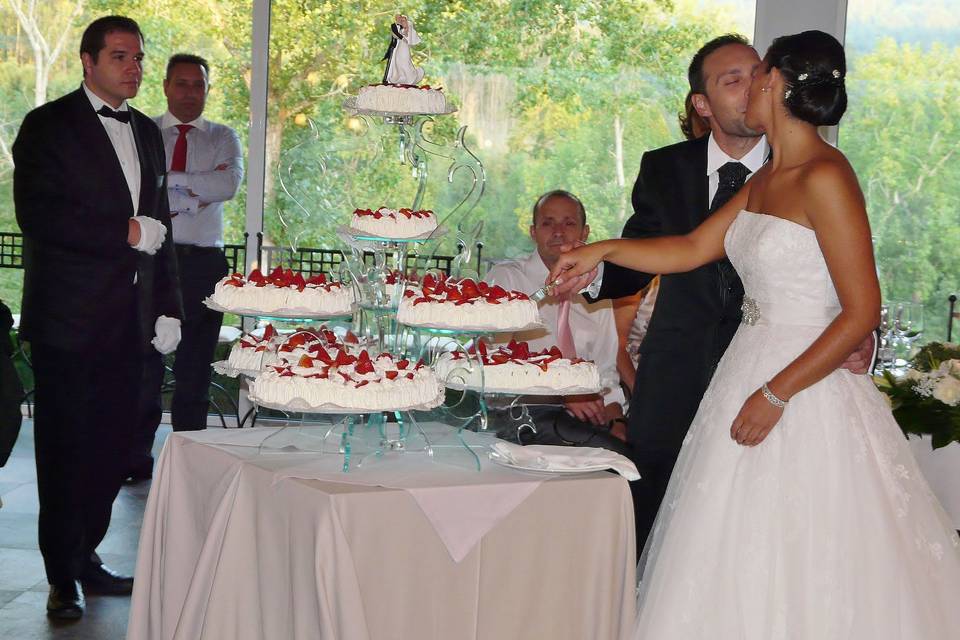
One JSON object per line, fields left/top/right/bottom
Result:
{"left": 877, "top": 303, "right": 895, "bottom": 372}
{"left": 900, "top": 302, "right": 924, "bottom": 358}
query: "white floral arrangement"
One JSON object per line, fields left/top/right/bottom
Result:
{"left": 875, "top": 342, "right": 960, "bottom": 449}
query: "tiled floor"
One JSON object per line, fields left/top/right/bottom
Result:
{"left": 0, "top": 419, "right": 169, "bottom": 639}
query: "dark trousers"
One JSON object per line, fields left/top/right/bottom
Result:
{"left": 31, "top": 331, "right": 140, "bottom": 584}
{"left": 494, "top": 404, "right": 634, "bottom": 459}
{"left": 130, "top": 246, "right": 226, "bottom": 473}
{"left": 626, "top": 341, "right": 721, "bottom": 550}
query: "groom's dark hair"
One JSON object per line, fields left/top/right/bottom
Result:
{"left": 687, "top": 33, "right": 751, "bottom": 95}
{"left": 679, "top": 34, "right": 750, "bottom": 139}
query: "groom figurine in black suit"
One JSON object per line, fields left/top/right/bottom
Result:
{"left": 580, "top": 35, "right": 874, "bottom": 549}
{"left": 13, "top": 16, "right": 182, "bottom": 620}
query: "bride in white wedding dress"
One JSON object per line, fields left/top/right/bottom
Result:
{"left": 550, "top": 30, "right": 960, "bottom": 639}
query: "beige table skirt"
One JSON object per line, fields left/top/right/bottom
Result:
{"left": 127, "top": 431, "right": 636, "bottom": 640}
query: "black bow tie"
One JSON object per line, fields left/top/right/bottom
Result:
{"left": 97, "top": 105, "right": 131, "bottom": 124}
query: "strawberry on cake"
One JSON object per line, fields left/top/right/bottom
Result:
{"left": 207, "top": 266, "right": 355, "bottom": 317}
{"left": 434, "top": 339, "right": 601, "bottom": 394}
{"left": 397, "top": 274, "right": 540, "bottom": 331}
{"left": 249, "top": 348, "right": 444, "bottom": 412}
{"left": 349, "top": 207, "right": 437, "bottom": 239}
{"left": 225, "top": 324, "right": 361, "bottom": 374}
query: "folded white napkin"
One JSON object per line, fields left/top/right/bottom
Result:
{"left": 490, "top": 441, "right": 639, "bottom": 480}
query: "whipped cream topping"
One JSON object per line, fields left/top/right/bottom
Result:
{"left": 350, "top": 207, "right": 437, "bottom": 239}
{"left": 397, "top": 274, "right": 539, "bottom": 331}
{"left": 249, "top": 349, "right": 444, "bottom": 411}
{"left": 356, "top": 83, "right": 447, "bottom": 114}
{"left": 210, "top": 267, "right": 354, "bottom": 316}
{"left": 434, "top": 340, "right": 600, "bottom": 393}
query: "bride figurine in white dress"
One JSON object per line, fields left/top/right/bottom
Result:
{"left": 384, "top": 14, "right": 425, "bottom": 86}
{"left": 550, "top": 30, "right": 960, "bottom": 639}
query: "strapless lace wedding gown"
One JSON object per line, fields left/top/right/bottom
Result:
{"left": 633, "top": 211, "right": 960, "bottom": 639}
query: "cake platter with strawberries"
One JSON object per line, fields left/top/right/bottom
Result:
{"left": 396, "top": 274, "right": 542, "bottom": 332}
{"left": 248, "top": 348, "right": 444, "bottom": 414}
{"left": 433, "top": 340, "right": 602, "bottom": 396}
{"left": 212, "top": 324, "right": 366, "bottom": 379}
{"left": 204, "top": 266, "right": 355, "bottom": 320}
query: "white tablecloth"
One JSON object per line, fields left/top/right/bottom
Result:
{"left": 127, "top": 427, "right": 636, "bottom": 640}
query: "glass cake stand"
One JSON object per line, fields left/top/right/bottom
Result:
{"left": 250, "top": 406, "right": 481, "bottom": 472}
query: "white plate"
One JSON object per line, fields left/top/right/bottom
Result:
{"left": 487, "top": 451, "right": 611, "bottom": 474}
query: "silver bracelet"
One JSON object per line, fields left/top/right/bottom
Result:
{"left": 761, "top": 382, "right": 787, "bottom": 408}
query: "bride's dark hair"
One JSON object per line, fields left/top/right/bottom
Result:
{"left": 765, "top": 30, "right": 847, "bottom": 126}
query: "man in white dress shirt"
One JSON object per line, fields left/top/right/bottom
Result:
{"left": 487, "top": 191, "right": 629, "bottom": 451}
{"left": 129, "top": 53, "right": 243, "bottom": 480}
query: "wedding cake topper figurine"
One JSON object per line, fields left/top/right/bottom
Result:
{"left": 382, "top": 14, "right": 425, "bottom": 86}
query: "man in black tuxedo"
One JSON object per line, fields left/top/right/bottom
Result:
{"left": 13, "top": 16, "right": 182, "bottom": 620}
{"left": 599, "top": 35, "right": 767, "bottom": 551}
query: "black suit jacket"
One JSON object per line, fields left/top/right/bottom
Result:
{"left": 13, "top": 87, "right": 181, "bottom": 353}
{"left": 596, "top": 134, "right": 744, "bottom": 369}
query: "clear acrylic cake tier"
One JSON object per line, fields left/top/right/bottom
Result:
{"left": 247, "top": 384, "right": 446, "bottom": 415}
{"left": 342, "top": 97, "right": 458, "bottom": 118}
{"left": 399, "top": 321, "right": 545, "bottom": 334}
{"left": 440, "top": 381, "right": 602, "bottom": 397}
{"left": 202, "top": 297, "right": 356, "bottom": 321}
{"left": 338, "top": 224, "right": 444, "bottom": 243}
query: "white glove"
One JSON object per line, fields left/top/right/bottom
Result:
{"left": 151, "top": 315, "right": 181, "bottom": 354}
{"left": 131, "top": 216, "right": 167, "bottom": 255}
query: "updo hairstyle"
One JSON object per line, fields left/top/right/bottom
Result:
{"left": 765, "top": 30, "right": 847, "bottom": 126}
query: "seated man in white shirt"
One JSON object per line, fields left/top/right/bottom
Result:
{"left": 486, "top": 190, "right": 629, "bottom": 451}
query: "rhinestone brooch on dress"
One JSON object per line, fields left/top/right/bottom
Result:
{"left": 741, "top": 296, "right": 760, "bottom": 325}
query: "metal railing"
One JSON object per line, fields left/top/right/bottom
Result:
{"left": 0, "top": 231, "right": 481, "bottom": 277}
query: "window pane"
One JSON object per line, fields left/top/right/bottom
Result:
{"left": 266, "top": 2, "right": 755, "bottom": 265}
{"left": 0, "top": 1, "right": 252, "bottom": 313}
{"left": 842, "top": 0, "right": 960, "bottom": 342}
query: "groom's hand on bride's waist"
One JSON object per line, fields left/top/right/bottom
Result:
{"left": 839, "top": 333, "right": 876, "bottom": 375}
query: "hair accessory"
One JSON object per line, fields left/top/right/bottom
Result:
{"left": 797, "top": 73, "right": 809, "bottom": 81}
{"left": 832, "top": 69, "right": 841, "bottom": 78}
{"left": 784, "top": 89, "right": 792, "bottom": 99}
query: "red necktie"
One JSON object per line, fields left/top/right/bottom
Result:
{"left": 556, "top": 296, "right": 578, "bottom": 359}
{"left": 170, "top": 124, "right": 193, "bottom": 172}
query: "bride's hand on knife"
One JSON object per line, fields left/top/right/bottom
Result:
{"left": 730, "top": 388, "right": 785, "bottom": 446}
{"left": 546, "top": 241, "right": 607, "bottom": 296}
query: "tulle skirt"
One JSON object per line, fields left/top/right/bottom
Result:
{"left": 633, "top": 322, "right": 960, "bottom": 640}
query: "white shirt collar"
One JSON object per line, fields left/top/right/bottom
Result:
{"left": 82, "top": 82, "right": 129, "bottom": 114}
{"left": 160, "top": 110, "right": 207, "bottom": 132}
{"left": 522, "top": 250, "right": 551, "bottom": 280}
{"left": 706, "top": 132, "right": 768, "bottom": 176}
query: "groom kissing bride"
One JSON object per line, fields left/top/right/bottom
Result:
{"left": 554, "top": 30, "right": 960, "bottom": 639}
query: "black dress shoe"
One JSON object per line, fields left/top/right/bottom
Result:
{"left": 47, "top": 581, "right": 84, "bottom": 620}
{"left": 122, "top": 462, "right": 153, "bottom": 484}
{"left": 79, "top": 562, "right": 134, "bottom": 595}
